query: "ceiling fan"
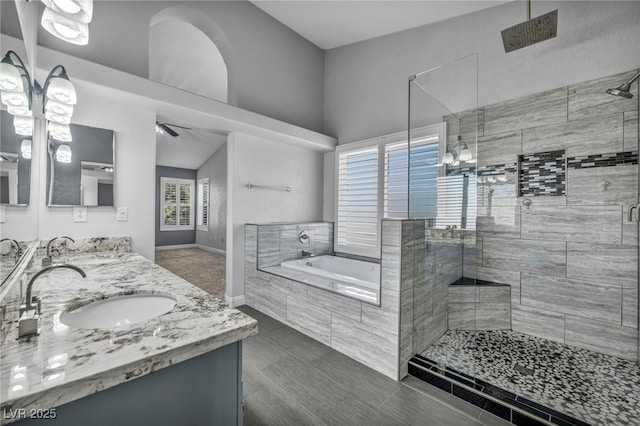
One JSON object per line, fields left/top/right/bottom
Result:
{"left": 155, "top": 122, "right": 192, "bottom": 137}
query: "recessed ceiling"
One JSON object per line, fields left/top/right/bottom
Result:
{"left": 250, "top": 1, "right": 508, "bottom": 50}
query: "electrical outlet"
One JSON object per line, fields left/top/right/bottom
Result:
{"left": 73, "top": 207, "right": 88, "bottom": 223}
{"left": 117, "top": 207, "right": 128, "bottom": 222}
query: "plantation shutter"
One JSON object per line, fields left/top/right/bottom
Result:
{"left": 336, "top": 144, "right": 380, "bottom": 257}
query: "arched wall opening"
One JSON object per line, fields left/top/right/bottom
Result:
{"left": 149, "top": 6, "right": 236, "bottom": 104}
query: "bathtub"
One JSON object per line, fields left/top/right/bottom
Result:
{"left": 280, "top": 255, "right": 380, "bottom": 304}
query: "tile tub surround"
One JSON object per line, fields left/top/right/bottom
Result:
{"left": 465, "top": 68, "right": 640, "bottom": 361}
{"left": 0, "top": 251, "right": 257, "bottom": 419}
{"left": 244, "top": 219, "right": 423, "bottom": 380}
{"left": 419, "top": 330, "right": 640, "bottom": 426}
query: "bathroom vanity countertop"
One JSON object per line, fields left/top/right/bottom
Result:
{"left": 0, "top": 252, "right": 257, "bottom": 420}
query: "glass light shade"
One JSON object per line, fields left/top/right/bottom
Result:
{"left": 7, "top": 105, "right": 32, "bottom": 116}
{"left": 458, "top": 147, "right": 473, "bottom": 162}
{"left": 45, "top": 111, "right": 72, "bottom": 124}
{"left": 48, "top": 122, "right": 72, "bottom": 142}
{"left": 14, "top": 116, "right": 33, "bottom": 136}
{"left": 442, "top": 152, "right": 454, "bottom": 165}
{"left": 41, "top": 8, "right": 89, "bottom": 46}
{"left": 0, "top": 63, "right": 23, "bottom": 92}
{"left": 45, "top": 100, "right": 74, "bottom": 116}
{"left": 155, "top": 124, "right": 164, "bottom": 134}
{"left": 43, "top": 0, "right": 93, "bottom": 23}
{"left": 1, "top": 91, "right": 28, "bottom": 106}
{"left": 46, "top": 77, "right": 77, "bottom": 105}
{"left": 55, "top": 144, "right": 72, "bottom": 163}
{"left": 20, "top": 139, "right": 32, "bottom": 159}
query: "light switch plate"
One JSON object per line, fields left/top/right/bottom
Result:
{"left": 117, "top": 207, "right": 128, "bottom": 222}
{"left": 73, "top": 207, "right": 88, "bottom": 223}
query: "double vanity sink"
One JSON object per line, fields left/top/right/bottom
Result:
{"left": 0, "top": 247, "right": 257, "bottom": 425}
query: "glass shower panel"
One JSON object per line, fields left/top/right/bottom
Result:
{"left": 408, "top": 54, "right": 479, "bottom": 377}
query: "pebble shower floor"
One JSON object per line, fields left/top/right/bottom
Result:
{"left": 421, "top": 330, "right": 640, "bottom": 425}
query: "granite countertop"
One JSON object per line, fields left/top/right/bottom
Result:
{"left": 0, "top": 252, "right": 257, "bottom": 419}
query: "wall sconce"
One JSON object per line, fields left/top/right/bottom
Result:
{"left": 442, "top": 137, "right": 475, "bottom": 166}
{"left": 41, "top": 0, "right": 92, "bottom": 45}
{"left": 0, "top": 51, "right": 77, "bottom": 141}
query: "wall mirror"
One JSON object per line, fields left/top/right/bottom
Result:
{"left": 46, "top": 123, "right": 115, "bottom": 207}
{"left": 0, "top": 110, "right": 32, "bottom": 206}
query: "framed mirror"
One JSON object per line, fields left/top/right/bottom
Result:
{"left": 0, "top": 110, "right": 32, "bottom": 206}
{"left": 46, "top": 122, "right": 115, "bottom": 206}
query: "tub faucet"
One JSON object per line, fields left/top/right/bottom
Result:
{"left": 42, "top": 236, "right": 75, "bottom": 267}
{"left": 301, "top": 250, "right": 315, "bottom": 258}
{"left": 0, "top": 238, "right": 21, "bottom": 261}
{"left": 18, "top": 264, "right": 86, "bottom": 339}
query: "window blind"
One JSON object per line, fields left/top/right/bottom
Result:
{"left": 336, "top": 145, "right": 379, "bottom": 255}
{"left": 160, "top": 177, "right": 195, "bottom": 231}
{"left": 197, "top": 178, "right": 209, "bottom": 230}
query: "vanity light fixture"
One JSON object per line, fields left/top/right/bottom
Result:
{"left": 1, "top": 90, "right": 28, "bottom": 107}
{"left": 43, "top": 66, "right": 77, "bottom": 106}
{"left": 41, "top": 7, "right": 89, "bottom": 45}
{"left": 0, "top": 62, "right": 24, "bottom": 92}
{"left": 20, "top": 139, "right": 32, "bottom": 159}
{"left": 458, "top": 141, "right": 473, "bottom": 162}
{"left": 55, "top": 144, "right": 72, "bottom": 163}
{"left": 442, "top": 136, "right": 475, "bottom": 165}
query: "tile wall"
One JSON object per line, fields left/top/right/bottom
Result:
{"left": 245, "top": 220, "right": 423, "bottom": 380}
{"left": 458, "top": 69, "right": 640, "bottom": 360}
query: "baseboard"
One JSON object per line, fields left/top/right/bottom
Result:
{"left": 156, "top": 244, "right": 196, "bottom": 250}
{"left": 195, "top": 244, "right": 226, "bottom": 256}
{"left": 225, "top": 294, "right": 246, "bottom": 308}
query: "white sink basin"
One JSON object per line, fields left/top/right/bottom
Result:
{"left": 60, "top": 294, "right": 177, "bottom": 329}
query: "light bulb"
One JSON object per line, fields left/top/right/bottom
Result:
{"left": 0, "top": 63, "right": 23, "bottom": 92}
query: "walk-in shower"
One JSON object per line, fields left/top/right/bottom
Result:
{"left": 407, "top": 58, "right": 640, "bottom": 425}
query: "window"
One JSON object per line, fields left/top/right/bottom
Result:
{"left": 197, "top": 178, "right": 209, "bottom": 231}
{"left": 336, "top": 123, "right": 475, "bottom": 256}
{"left": 335, "top": 141, "right": 381, "bottom": 258}
{"left": 160, "top": 177, "right": 194, "bottom": 231}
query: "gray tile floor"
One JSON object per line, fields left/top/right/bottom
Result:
{"left": 237, "top": 305, "right": 510, "bottom": 426}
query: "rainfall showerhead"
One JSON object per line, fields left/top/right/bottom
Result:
{"left": 606, "top": 71, "right": 640, "bottom": 99}
{"left": 501, "top": 0, "right": 558, "bottom": 53}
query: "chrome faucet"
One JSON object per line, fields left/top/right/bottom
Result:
{"left": 0, "top": 238, "right": 21, "bottom": 261}
{"left": 301, "top": 250, "right": 315, "bottom": 258}
{"left": 18, "top": 264, "right": 86, "bottom": 339}
{"left": 42, "top": 236, "right": 75, "bottom": 267}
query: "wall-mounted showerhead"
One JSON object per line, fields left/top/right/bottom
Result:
{"left": 606, "top": 71, "right": 640, "bottom": 99}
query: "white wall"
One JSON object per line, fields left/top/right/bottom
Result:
{"left": 324, "top": 0, "right": 640, "bottom": 143}
{"left": 36, "top": 81, "right": 157, "bottom": 260}
{"left": 226, "top": 132, "right": 324, "bottom": 305}
{"left": 196, "top": 143, "right": 227, "bottom": 252}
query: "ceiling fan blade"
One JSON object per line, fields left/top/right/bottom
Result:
{"left": 159, "top": 123, "right": 179, "bottom": 137}
{"left": 165, "top": 123, "right": 192, "bottom": 131}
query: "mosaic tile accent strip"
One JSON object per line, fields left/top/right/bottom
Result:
{"left": 567, "top": 150, "right": 638, "bottom": 169}
{"left": 420, "top": 330, "right": 640, "bottom": 426}
{"left": 519, "top": 150, "right": 566, "bottom": 196}
{"left": 446, "top": 166, "right": 476, "bottom": 176}
{"left": 478, "top": 163, "right": 518, "bottom": 176}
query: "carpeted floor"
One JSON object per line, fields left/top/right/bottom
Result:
{"left": 155, "top": 248, "right": 226, "bottom": 300}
